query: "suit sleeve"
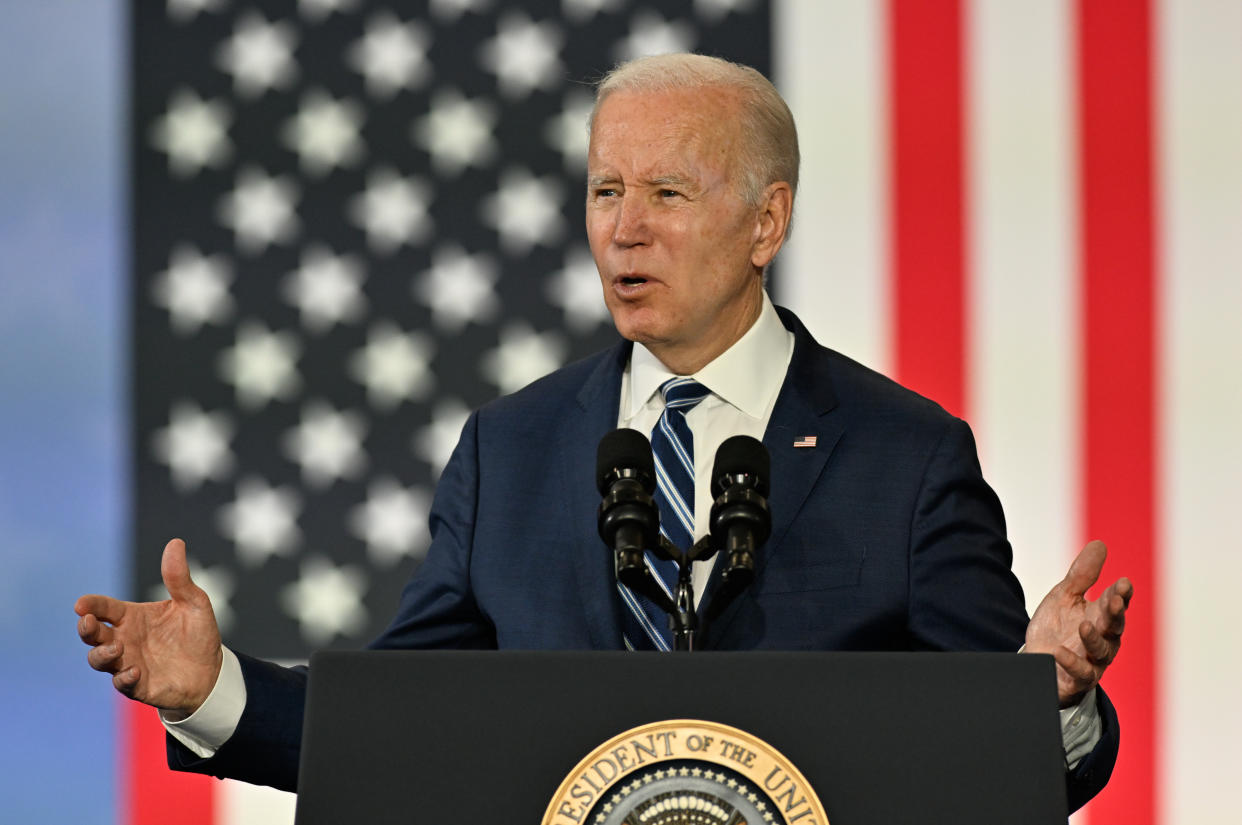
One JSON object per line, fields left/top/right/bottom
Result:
{"left": 906, "top": 416, "right": 1028, "bottom": 651}
{"left": 166, "top": 653, "right": 307, "bottom": 792}
{"left": 1067, "top": 688, "right": 1121, "bottom": 812}
{"left": 907, "top": 415, "right": 1119, "bottom": 811}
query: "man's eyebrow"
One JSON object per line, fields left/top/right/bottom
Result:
{"left": 649, "top": 174, "right": 693, "bottom": 188}
{"left": 585, "top": 173, "right": 697, "bottom": 189}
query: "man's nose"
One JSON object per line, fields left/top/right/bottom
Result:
{"left": 611, "top": 196, "right": 650, "bottom": 247}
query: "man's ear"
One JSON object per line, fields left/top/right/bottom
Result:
{"left": 751, "top": 181, "right": 794, "bottom": 269}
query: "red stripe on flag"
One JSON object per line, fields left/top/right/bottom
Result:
{"left": 122, "top": 699, "right": 215, "bottom": 825}
{"left": 1076, "top": 0, "right": 1158, "bottom": 821}
{"left": 887, "top": 0, "right": 968, "bottom": 418}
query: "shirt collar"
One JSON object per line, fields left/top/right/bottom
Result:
{"left": 627, "top": 291, "right": 791, "bottom": 420}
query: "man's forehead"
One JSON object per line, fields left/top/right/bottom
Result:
{"left": 588, "top": 89, "right": 742, "bottom": 175}
{"left": 586, "top": 138, "right": 710, "bottom": 187}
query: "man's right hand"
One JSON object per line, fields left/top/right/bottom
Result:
{"left": 75, "top": 538, "right": 223, "bottom": 715}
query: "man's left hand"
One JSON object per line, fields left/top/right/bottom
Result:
{"left": 1025, "top": 540, "right": 1133, "bottom": 707}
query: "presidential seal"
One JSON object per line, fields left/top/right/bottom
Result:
{"left": 542, "top": 720, "right": 829, "bottom": 825}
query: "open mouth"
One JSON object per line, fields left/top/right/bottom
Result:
{"left": 620, "top": 276, "right": 647, "bottom": 286}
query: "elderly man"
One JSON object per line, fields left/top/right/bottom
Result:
{"left": 77, "top": 54, "right": 1131, "bottom": 809}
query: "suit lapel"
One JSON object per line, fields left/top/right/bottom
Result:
{"left": 702, "top": 308, "right": 845, "bottom": 644}
{"left": 562, "top": 341, "right": 630, "bottom": 649}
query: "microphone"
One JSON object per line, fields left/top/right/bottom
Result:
{"left": 596, "top": 429, "right": 670, "bottom": 610}
{"left": 708, "top": 435, "right": 771, "bottom": 593}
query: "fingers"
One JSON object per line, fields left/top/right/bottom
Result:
{"left": 86, "top": 639, "right": 125, "bottom": 673}
{"left": 1114, "top": 576, "right": 1134, "bottom": 606}
{"left": 112, "top": 666, "right": 140, "bottom": 697}
{"left": 77, "top": 612, "right": 115, "bottom": 647}
{"left": 1079, "top": 619, "right": 1118, "bottom": 667}
{"left": 1091, "top": 576, "right": 1133, "bottom": 637}
{"left": 85, "top": 636, "right": 145, "bottom": 702}
{"left": 1053, "top": 644, "right": 1098, "bottom": 706}
{"left": 1053, "top": 645, "right": 1095, "bottom": 683}
{"left": 1112, "top": 588, "right": 1132, "bottom": 633}
{"left": 160, "top": 538, "right": 204, "bottom": 606}
{"left": 1061, "top": 540, "right": 1108, "bottom": 597}
{"left": 75, "top": 593, "right": 128, "bottom": 625}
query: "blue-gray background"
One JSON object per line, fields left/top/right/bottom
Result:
{"left": 0, "top": 2, "right": 124, "bottom": 820}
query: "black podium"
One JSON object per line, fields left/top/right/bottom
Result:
{"left": 294, "top": 650, "right": 1067, "bottom": 824}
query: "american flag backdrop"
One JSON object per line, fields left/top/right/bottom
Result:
{"left": 119, "top": 2, "right": 1242, "bottom": 825}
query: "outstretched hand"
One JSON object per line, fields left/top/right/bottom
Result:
{"left": 75, "top": 539, "right": 223, "bottom": 715}
{"left": 1025, "top": 540, "right": 1133, "bottom": 707}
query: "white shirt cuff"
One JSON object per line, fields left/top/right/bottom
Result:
{"left": 159, "top": 646, "right": 247, "bottom": 759}
{"left": 1059, "top": 685, "right": 1102, "bottom": 770}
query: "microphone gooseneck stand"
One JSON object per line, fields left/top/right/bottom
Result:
{"left": 597, "top": 430, "right": 771, "bottom": 653}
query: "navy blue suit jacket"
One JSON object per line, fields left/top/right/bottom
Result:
{"left": 172, "top": 308, "right": 1118, "bottom": 810}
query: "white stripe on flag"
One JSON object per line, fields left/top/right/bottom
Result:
{"left": 967, "top": 0, "right": 1080, "bottom": 618}
{"left": 774, "top": 0, "right": 890, "bottom": 373}
{"left": 1157, "top": 1, "right": 1242, "bottom": 822}
{"left": 217, "top": 780, "right": 295, "bottom": 825}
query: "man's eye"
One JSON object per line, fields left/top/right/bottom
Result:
{"left": 659, "top": 189, "right": 680, "bottom": 198}
{"left": 595, "top": 188, "right": 618, "bottom": 199}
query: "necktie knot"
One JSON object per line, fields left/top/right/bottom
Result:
{"left": 660, "top": 377, "right": 710, "bottom": 412}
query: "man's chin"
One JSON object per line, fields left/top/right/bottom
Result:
{"left": 613, "top": 322, "right": 668, "bottom": 349}
{"left": 607, "top": 309, "right": 668, "bottom": 348}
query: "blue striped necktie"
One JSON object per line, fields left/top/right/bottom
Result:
{"left": 619, "top": 377, "right": 710, "bottom": 650}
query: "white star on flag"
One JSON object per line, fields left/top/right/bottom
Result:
{"left": 280, "top": 557, "right": 369, "bottom": 644}
{"left": 149, "top": 88, "right": 232, "bottom": 177}
{"left": 479, "top": 323, "right": 567, "bottom": 394}
{"left": 281, "top": 245, "right": 367, "bottom": 333}
{"left": 281, "top": 90, "right": 366, "bottom": 175}
{"left": 217, "top": 321, "right": 302, "bottom": 409}
{"left": 544, "top": 89, "right": 593, "bottom": 171}
{"left": 150, "top": 244, "right": 234, "bottom": 335}
{"left": 298, "top": 0, "right": 359, "bottom": 23}
{"left": 412, "top": 88, "right": 498, "bottom": 175}
{"left": 348, "top": 167, "right": 433, "bottom": 253}
{"left": 694, "top": 0, "right": 756, "bottom": 23}
{"left": 561, "top": 0, "right": 624, "bottom": 24}
{"left": 347, "top": 12, "right": 431, "bottom": 98}
{"left": 613, "top": 12, "right": 697, "bottom": 61}
{"left": 283, "top": 401, "right": 368, "bottom": 487}
{"left": 429, "top": 0, "right": 493, "bottom": 24}
{"left": 217, "top": 476, "right": 302, "bottom": 566}
{"left": 215, "top": 12, "right": 299, "bottom": 98}
{"left": 413, "top": 398, "right": 472, "bottom": 478}
{"left": 480, "top": 167, "right": 565, "bottom": 255}
{"left": 217, "top": 167, "right": 300, "bottom": 253}
{"left": 348, "top": 322, "right": 435, "bottom": 410}
{"left": 546, "top": 244, "right": 609, "bottom": 333}
{"left": 412, "top": 244, "right": 499, "bottom": 331}
{"left": 166, "top": 0, "right": 226, "bottom": 23}
{"left": 151, "top": 401, "right": 235, "bottom": 490}
{"left": 478, "top": 13, "right": 565, "bottom": 99}
{"left": 348, "top": 478, "right": 431, "bottom": 565}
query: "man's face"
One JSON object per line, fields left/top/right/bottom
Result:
{"left": 586, "top": 87, "right": 772, "bottom": 374}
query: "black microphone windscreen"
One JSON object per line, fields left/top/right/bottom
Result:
{"left": 596, "top": 428, "right": 654, "bottom": 494}
{"left": 712, "top": 435, "right": 770, "bottom": 497}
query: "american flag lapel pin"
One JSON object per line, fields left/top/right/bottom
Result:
{"left": 793, "top": 435, "right": 818, "bottom": 448}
